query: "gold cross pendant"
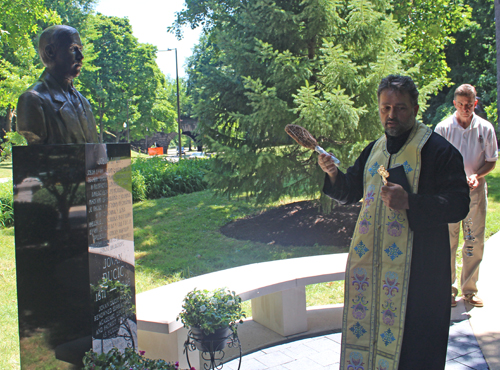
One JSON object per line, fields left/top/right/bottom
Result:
{"left": 377, "top": 165, "right": 389, "bottom": 185}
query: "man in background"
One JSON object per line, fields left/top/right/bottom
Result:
{"left": 17, "top": 25, "right": 98, "bottom": 145}
{"left": 435, "top": 84, "right": 498, "bottom": 307}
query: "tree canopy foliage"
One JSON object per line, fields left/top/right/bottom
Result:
{"left": 425, "top": 0, "right": 498, "bottom": 126}
{"left": 78, "top": 14, "right": 176, "bottom": 142}
{"left": 393, "top": 0, "right": 472, "bottom": 89}
{"left": 172, "top": 0, "right": 471, "bottom": 206}
{"left": 0, "top": 0, "right": 60, "bottom": 128}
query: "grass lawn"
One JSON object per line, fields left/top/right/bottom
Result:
{"left": 0, "top": 159, "right": 13, "bottom": 179}
{"left": 0, "top": 166, "right": 499, "bottom": 369}
{"left": 131, "top": 150, "right": 149, "bottom": 158}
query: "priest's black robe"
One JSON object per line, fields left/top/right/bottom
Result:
{"left": 324, "top": 130, "right": 470, "bottom": 370}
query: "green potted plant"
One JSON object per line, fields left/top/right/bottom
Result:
{"left": 82, "top": 347, "right": 189, "bottom": 369}
{"left": 177, "top": 287, "right": 246, "bottom": 352}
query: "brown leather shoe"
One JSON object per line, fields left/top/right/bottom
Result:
{"left": 451, "top": 286, "right": 458, "bottom": 307}
{"left": 464, "top": 293, "right": 484, "bottom": 307}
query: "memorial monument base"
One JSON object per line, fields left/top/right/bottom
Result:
{"left": 13, "top": 144, "right": 137, "bottom": 369}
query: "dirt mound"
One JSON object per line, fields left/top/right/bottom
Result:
{"left": 220, "top": 200, "right": 361, "bottom": 247}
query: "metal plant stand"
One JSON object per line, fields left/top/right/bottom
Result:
{"left": 184, "top": 329, "right": 242, "bottom": 370}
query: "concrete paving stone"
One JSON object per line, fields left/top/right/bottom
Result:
{"left": 448, "top": 349, "right": 466, "bottom": 361}
{"left": 322, "top": 363, "right": 341, "bottom": 370}
{"left": 261, "top": 342, "right": 293, "bottom": 354}
{"left": 281, "top": 344, "right": 320, "bottom": 360}
{"left": 222, "top": 360, "right": 239, "bottom": 370}
{"left": 445, "top": 360, "right": 476, "bottom": 370}
{"left": 243, "top": 350, "right": 266, "bottom": 360}
{"left": 282, "top": 357, "right": 324, "bottom": 370}
{"left": 451, "top": 335, "right": 481, "bottom": 349}
{"left": 236, "top": 357, "right": 270, "bottom": 370}
{"left": 303, "top": 337, "right": 338, "bottom": 353}
{"left": 454, "top": 350, "right": 490, "bottom": 370}
{"left": 266, "top": 366, "right": 289, "bottom": 370}
{"left": 324, "top": 332, "right": 342, "bottom": 344}
{"left": 285, "top": 339, "right": 318, "bottom": 352}
{"left": 252, "top": 351, "right": 295, "bottom": 368}
{"left": 450, "top": 322, "right": 474, "bottom": 336}
{"left": 307, "top": 349, "right": 340, "bottom": 366}
{"left": 447, "top": 338, "right": 481, "bottom": 356}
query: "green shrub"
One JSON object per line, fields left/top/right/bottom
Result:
{"left": 131, "top": 157, "right": 211, "bottom": 201}
{"left": 0, "top": 132, "right": 27, "bottom": 162}
{"left": 132, "top": 170, "right": 148, "bottom": 202}
{"left": 0, "top": 181, "right": 13, "bottom": 227}
{"left": 82, "top": 347, "right": 188, "bottom": 370}
{"left": 0, "top": 157, "right": 212, "bottom": 228}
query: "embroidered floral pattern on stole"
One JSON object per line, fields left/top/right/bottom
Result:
{"left": 351, "top": 267, "right": 369, "bottom": 320}
{"left": 368, "top": 162, "right": 380, "bottom": 177}
{"left": 364, "top": 185, "right": 375, "bottom": 207}
{"left": 352, "top": 268, "right": 369, "bottom": 292}
{"left": 347, "top": 352, "right": 365, "bottom": 370}
{"left": 354, "top": 241, "right": 369, "bottom": 258}
{"left": 377, "top": 359, "right": 389, "bottom": 370}
{"left": 381, "top": 271, "right": 400, "bottom": 326}
{"left": 402, "top": 160, "right": 413, "bottom": 174}
{"left": 349, "top": 322, "right": 367, "bottom": 338}
{"left": 386, "top": 211, "right": 406, "bottom": 237}
{"left": 384, "top": 243, "right": 403, "bottom": 260}
{"left": 383, "top": 271, "right": 399, "bottom": 297}
{"left": 358, "top": 212, "right": 371, "bottom": 234}
{"left": 380, "top": 328, "right": 396, "bottom": 346}
{"left": 381, "top": 299, "right": 397, "bottom": 325}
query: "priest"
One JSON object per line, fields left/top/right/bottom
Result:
{"left": 319, "top": 75, "right": 470, "bottom": 369}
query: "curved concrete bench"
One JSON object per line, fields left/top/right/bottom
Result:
{"left": 136, "top": 252, "right": 348, "bottom": 366}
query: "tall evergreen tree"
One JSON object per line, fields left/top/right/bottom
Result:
{"left": 175, "top": 0, "right": 445, "bottom": 206}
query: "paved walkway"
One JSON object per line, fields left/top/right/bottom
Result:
{"left": 224, "top": 320, "right": 486, "bottom": 370}
{"left": 223, "top": 231, "right": 500, "bottom": 370}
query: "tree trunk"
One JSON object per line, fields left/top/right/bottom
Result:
{"left": 99, "top": 102, "right": 104, "bottom": 143}
{"left": 6, "top": 104, "right": 13, "bottom": 132}
{"left": 496, "top": 0, "right": 500, "bottom": 124}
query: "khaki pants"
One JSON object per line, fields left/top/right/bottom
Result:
{"left": 449, "top": 179, "right": 487, "bottom": 296}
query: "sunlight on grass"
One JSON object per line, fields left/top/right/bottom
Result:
{"left": 0, "top": 228, "right": 20, "bottom": 369}
{"left": 132, "top": 190, "right": 342, "bottom": 293}
{"left": 0, "top": 159, "right": 13, "bottom": 179}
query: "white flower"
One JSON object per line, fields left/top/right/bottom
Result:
{"left": 227, "top": 299, "right": 235, "bottom": 306}
{"left": 199, "top": 305, "right": 206, "bottom": 312}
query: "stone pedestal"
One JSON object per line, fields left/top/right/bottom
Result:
{"left": 13, "top": 144, "right": 136, "bottom": 369}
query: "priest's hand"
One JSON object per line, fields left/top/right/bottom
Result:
{"left": 318, "top": 153, "right": 338, "bottom": 184}
{"left": 381, "top": 182, "right": 409, "bottom": 210}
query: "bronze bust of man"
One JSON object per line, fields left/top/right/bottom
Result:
{"left": 17, "top": 25, "right": 99, "bottom": 145}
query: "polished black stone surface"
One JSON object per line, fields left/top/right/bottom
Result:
{"left": 13, "top": 144, "right": 136, "bottom": 369}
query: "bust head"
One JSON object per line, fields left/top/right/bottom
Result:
{"left": 39, "top": 25, "right": 84, "bottom": 82}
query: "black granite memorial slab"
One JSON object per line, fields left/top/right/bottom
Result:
{"left": 13, "top": 144, "right": 137, "bottom": 369}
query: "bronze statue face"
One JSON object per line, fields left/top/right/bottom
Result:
{"left": 44, "top": 27, "right": 84, "bottom": 81}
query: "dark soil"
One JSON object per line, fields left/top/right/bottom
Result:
{"left": 220, "top": 200, "right": 361, "bottom": 247}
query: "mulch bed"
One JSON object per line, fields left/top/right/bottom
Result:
{"left": 220, "top": 200, "right": 361, "bottom": 247}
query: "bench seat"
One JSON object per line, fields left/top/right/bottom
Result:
{"left": 136, "top": 253, "right": 348, "bottom": 366}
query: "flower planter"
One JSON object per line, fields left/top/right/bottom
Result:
{"left": 190, "top": 326, "right": 232, "bottom": 352}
